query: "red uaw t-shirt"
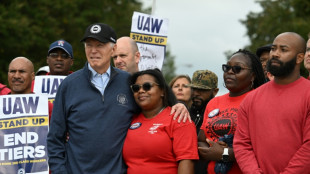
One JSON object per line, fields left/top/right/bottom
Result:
{"left": 200, "top": 92, "right": 250, "bottom": 174}
{"left": 123, "top": 107, "right": 198, "bottom": 174}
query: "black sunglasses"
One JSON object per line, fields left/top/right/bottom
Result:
{"left": 49, "top": 52, "right": 70, "bottom": 59}
{"left": 222, "top": 64, "right": 251, "bottom": 74}
{"left": 131, "top": 82, "right": 159, "bottom": 93}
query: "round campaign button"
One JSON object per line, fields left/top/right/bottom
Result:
{"left": 129, "top": 122, "right": 142, "bottom": 130}
{"left": 208, "top": 108, "right": 220, "bottom": 118}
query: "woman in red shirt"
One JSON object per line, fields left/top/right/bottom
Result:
{"left": 123, "top": 69, "right": 198, "bottom": 174}
{"left": 197, "top": 49, "right": 265, "bottom": 174}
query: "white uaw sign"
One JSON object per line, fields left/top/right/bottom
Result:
{"left": 130, "top": 11, "right": 169, "bottom": 71}
{"left": 0, "top": 94, "right": 49, "bottom": 174}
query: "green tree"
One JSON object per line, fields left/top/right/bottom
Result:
{"left": 0, "top": 0, "right": 144, "bottom": 84}
{"left": 242, "top": 0, "right": 310, "bottom": 76}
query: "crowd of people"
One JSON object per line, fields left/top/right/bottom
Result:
{"left": 1, "top": 21, "right": 310, "bottom": 174}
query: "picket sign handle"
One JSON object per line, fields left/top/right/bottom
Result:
{"left": 152, "top": 0, "right": 156, "bottom": 15}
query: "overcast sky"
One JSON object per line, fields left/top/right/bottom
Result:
{"left": 138, "top": 0, "right": 262, "bottom": 95}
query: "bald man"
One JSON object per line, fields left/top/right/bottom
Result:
{"left": 234, "top": 32, "right": 310, "bottom": 173}
{"left": 8, "top": 57, "right": 53, "bottom": 116}
{"left": 8, "top": 57, "right": 35, "bottom": 94}
{"left": 6, "top": 57, "right": 53, "bottom": 173}
{"left": 112, "top": 36, "right": 140, "bottom": 74}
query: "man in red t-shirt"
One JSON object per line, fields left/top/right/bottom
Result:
{"left": 234, "top": 32, "right": 310, "bottom": 173}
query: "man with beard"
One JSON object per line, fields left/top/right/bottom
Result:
{"left": 234, "top": 32, "right": 310, "bottom": 173}
{"left": 188, "top": 70, "right": 218, "bottom": 134}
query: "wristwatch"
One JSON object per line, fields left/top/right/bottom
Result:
{"left": 222, "top": 147, "right": 229, "bottom": 162}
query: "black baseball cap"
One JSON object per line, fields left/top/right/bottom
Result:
{"left": 80, "top": 23, "right": 117, "bottom": 43}
{"left": 256, "top": 44, "right": 272, "bottom": 57}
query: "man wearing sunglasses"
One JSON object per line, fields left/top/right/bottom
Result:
{"left": 256, "top": 44, "right": 274, "bottom": 81}
{"left": 47, "top": 23, "right": 189, "bottom": 174}
{"left": 46, "top": 39, "right": 74, "bottom": 76}
{"left": 234, "top": 32, "right": 310, "bottom": 173}
{"left": 31, "top": 39, "right": 74, "bottom": 92}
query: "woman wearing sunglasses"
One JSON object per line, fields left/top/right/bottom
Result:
{"left": 197, "top": 49, "right": 265, "bottom": 174}
{"left": 123, "top": 69, "right": 198, "bottom": 174}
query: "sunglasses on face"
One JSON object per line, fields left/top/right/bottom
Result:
{"left": 131, "top": 82, "right": 159, "bottom": 93}
{"left": 49, "top": 52, "right": 70, "bottom": 59}
{"left": 222, "top": 64, "right": 251, "bottom": 74}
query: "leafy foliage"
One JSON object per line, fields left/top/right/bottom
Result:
{"left": 242, "top": 0, "right": 310, "bottom": 76}
{"left": 0, "top": 0, "right": 144, "bottom": 84}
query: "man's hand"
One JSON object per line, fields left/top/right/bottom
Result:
{"left": 198, "top": 139, "right": 224, "bottom": 161}
{"left": 171, "top": 103, "right": 191, "bottom": 123}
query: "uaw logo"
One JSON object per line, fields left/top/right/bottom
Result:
{"left": 148, "top": 123, "right": 162, "bottom": 134}
{"left": 57, "top": 40, "right": 64, "bottom": 46}
{"left": 90, "top": 25, "right": 101, "bottom": 33}
{"left": 117, "top": 94, "right": 128, "bottom": 105}
{"left": 17, "top": 168, "right": 25, "bottom": 174}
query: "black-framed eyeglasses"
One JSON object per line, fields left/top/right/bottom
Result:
{"left": 222, "top": 64, "right": 251, "bottom": 74}
{"left": 130, "top": 82, "right": 159, "bottom": 93}
{"left": 49, "top": 52, "right": 70, "bottom": 59}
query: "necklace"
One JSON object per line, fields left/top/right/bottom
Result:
{"left": 156, "top": 107, "right": 165, "bottom": 116}
{"left": 145, "top": 107, "right": 166, "bottom": 119}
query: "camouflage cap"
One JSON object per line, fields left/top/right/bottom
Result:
{"left": 188, "top": 70, "right": 218, "bottom": 90}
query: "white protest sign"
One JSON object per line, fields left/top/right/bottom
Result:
{"left": 0, "top": 94, "right": 49, "bottom": 174}
{"left": 0, "top": 94, "right": 48, "bottom": 119}
{"left": 33, "top": 75, "right": 66, "bottom": 103}
{"left": 130, "top": 11, "right": 169, "bottom": 71}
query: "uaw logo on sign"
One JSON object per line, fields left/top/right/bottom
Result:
{"left": 33, "top": 75, "right": 67, "bottom": 104}
{"left": 17, "top": 168, "right": 25, "bottom": 174}
{"left": 0, "top": 94, "right": 49, "bottom": 174}
{"left": 130, "top": 11, "right": 169, "bottom": 71}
